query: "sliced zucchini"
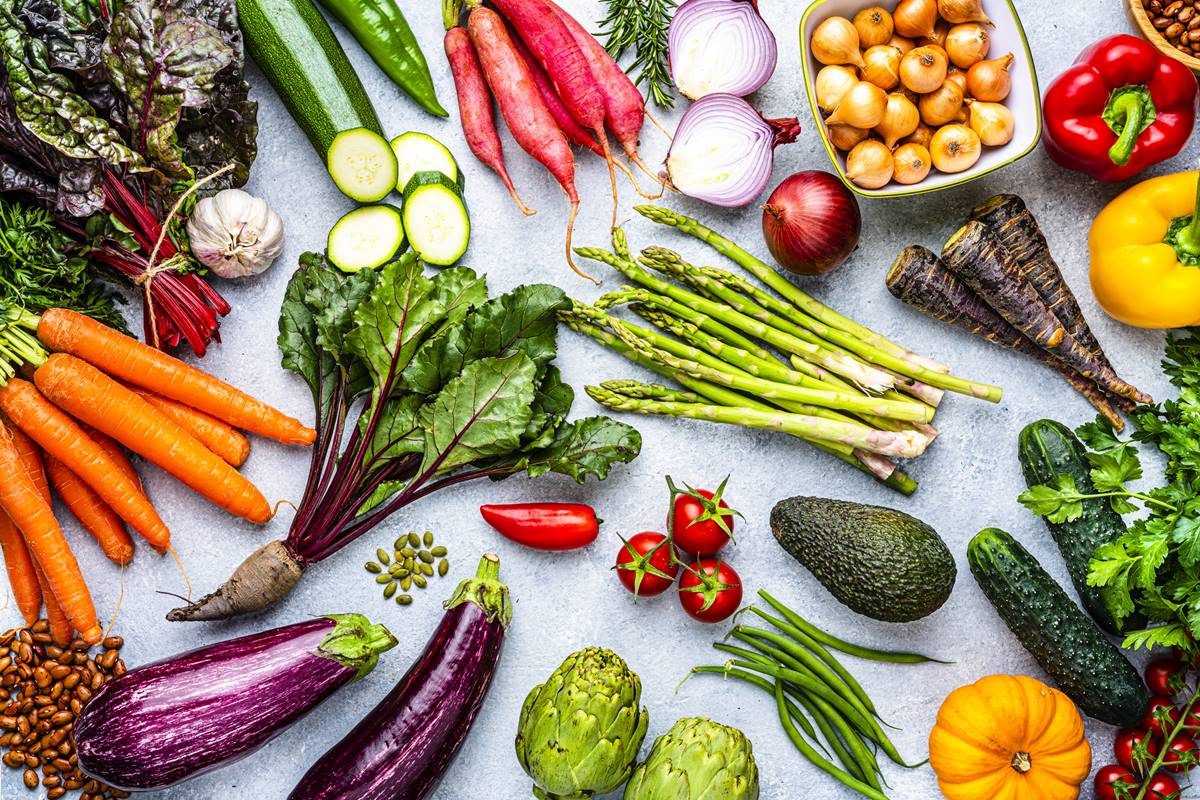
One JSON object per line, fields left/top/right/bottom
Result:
{"left": 401, "top": 171, "right": 470, "bottom": 266}
{"left": 327, "top": 128, "right": 397, "bottom": 202}
{"left": 327, "top": 205, "right": 406, "bottom": 272}
{"left": 390, "top": 131, "right": 461, "bottom": 192}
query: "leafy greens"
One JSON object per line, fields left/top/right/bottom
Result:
{"left": 279, "top": 253, "right": 642, "bottom": 564}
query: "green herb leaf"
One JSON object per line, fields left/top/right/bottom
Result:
{"left": 1076, "top": 415, "right": 1125, "bottom": 452}
{"left": 501, "top": 415, "right": 642, "bottom": 483}
{"left": 279, "top": 255, "right": 341, "bottom": 416}
{"left": 1017, "top": 474, "right": 1085, "bottom": 524}
{"left": 520, "top": 365, "right": 574, "bottom": 449}
{"left": 1087, "top": 450, "right": 1142, "bottom": 493}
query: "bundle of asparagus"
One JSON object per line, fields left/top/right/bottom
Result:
{"left": 562, "top": 206, "right": 1004, "bottom": 495}
{"left": 887, "top": 195, "right": 1150, "bottom": 430}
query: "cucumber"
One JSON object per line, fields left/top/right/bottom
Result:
{"left": 400, "top": 171, "right": 470, "bottom": 266}
{"left": 968, "top": 528, "right": 1148, "bottom": 727}
{"left": 327, "top": 128, "right": 398, "bottom": 202}
{"left": 327, "top": 205, "right": 406, "bottom": 272}
{"left": 1018, "top": 419, "right": 1145, "bottom": 635}
{"left": 237, "top": 0, "right": 383, "bottom": 156}
{"left": 390, "top": 132, "right": 460, "bottom": 192}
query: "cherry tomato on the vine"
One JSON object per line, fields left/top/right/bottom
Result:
{"left": 1144, "top": 772, "right": 1182, "bottom": 799}
{"left": 667, "top": 475, "right": 741, "bottom": 557}
{"left": 1163, "top": 736, "right": 1199, "bottom": 773}
{"left": 614, "top": 532, "right": 678, "bottom": 599}
{"left": 1094, "top": 765, "right": 1138, "bottom": 800}
{"left": 1146, "top": 658, "right": 1188, "bottom": 698}
{"left": 1142, "top": 697, "right": 1183, "bottom": 738}
{"left": 1114, "top": 728, "right": 1161, "bottom": 773}
{"left": 677, "top": 558, "right": 742, "bottom": 623}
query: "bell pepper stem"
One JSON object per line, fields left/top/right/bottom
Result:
{"left": 1107, "top": 91, "right": 1144, "bottom": 167}
{"left": 1175, "top": 171, "right": 1200, "bottom": 258}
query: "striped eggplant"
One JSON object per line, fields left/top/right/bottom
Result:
{"left": 74, "top": 614, "right": 397, "bottom": 791}
{"left": 288, "top": 553, "right": 511, "bottom": 800}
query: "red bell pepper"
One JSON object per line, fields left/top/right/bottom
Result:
{"left": 479, "top": 503, "right": 599, "bottom": 550}
{"left": 1042, "top": 34, "right": 1198, "bottom": 182}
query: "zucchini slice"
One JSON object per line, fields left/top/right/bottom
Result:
{"left": 401, "top": 171, "right": 470, "bottom": 266}
{"left": 390, "top": 131, "right": 460, "bottom": 192}
{"left": 327, "top": 128, "right": 398, "bottom": 203}
{"left": 327, "top": 205, "right": 406, "bottom": 272}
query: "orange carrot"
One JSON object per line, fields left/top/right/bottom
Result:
{"left": 37, "top": 309, "right": 316, "bottom": 445}
{"left": 46, "top": 455, "right": 134, "bottom": 565}
{"left": 35, "top": 355, "right": 272, "bottom": 524}
{"left": 130, "top": 387, "right": 250, "bottom": 467}
{"left": 8, "top": 421, "right": 50, "bottom": 503}
{"left": 0, "top": 379, "right": 171, "bottom": 549}
{"left": 82, "top": 424, "right": 144, "bottom": 490}
{"left": 0, "top": 418, "right": 100, "bottom": 644}
{"left": 0, "top": 512, "right": 41, "bottom": 625}
{"left": 33, "top": 562, "right": 72, "bottom": 647}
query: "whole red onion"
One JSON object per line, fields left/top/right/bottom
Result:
{"left": 761, "top": 171, "right": 861, "bottom": 275}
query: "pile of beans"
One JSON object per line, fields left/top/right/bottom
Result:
{"left": 1144, "top": 0, "right": 1200, "bottom": 57}
{"left": 0, "top": 622, "right": 129, "bottom": 799}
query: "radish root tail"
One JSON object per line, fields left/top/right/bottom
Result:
{"left": 103, "top": 563, "right": 126, "bottom": 640}
{"left": 644, "top": 107, "right": 672, "bottom": 141}
{"left": 597, "top": 129, "right": 619, "bottom": 228}
{"left": 563, "top": 201, "right": 599, "bottom": 285}
{"left": 501, "top": 173, "right": 536, "bottom": 216}
{"left": 613, "top": 159, "right": 664, "bottom": 200}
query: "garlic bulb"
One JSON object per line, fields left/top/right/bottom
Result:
{"left": 187, "top": 189, "right": 285, "bottom": 279}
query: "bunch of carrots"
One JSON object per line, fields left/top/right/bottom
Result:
{"left": 0, "top": 308, "right": 315, "bottom": 646}
{"left": 443, "top": 0, "right": 661, "bottom": 281}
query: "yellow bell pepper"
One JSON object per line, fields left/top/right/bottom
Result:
{"left": 1090, "top": 170, "right": 1200, "bottom": 329}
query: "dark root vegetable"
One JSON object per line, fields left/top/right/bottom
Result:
{"left": 166, "top": 539, "right": 305, "bottom": 621}
{"left": 762, "top": 171, "right": 861, "bottom": 276}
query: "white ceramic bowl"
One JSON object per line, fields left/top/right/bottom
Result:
{"left": 800, "top": 0, "right": 1043, "bottom": 198}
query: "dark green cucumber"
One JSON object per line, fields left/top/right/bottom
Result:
{"left": 968, "top": 528, "right": 1147, "bottom": 727}
{"left": 238, "top": 0, "right": 384, "bottom": 156}
{"left": 1018, "top": 419, "right": 1145, "bottom": 634}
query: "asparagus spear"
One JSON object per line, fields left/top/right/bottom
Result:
{"left": 633, "top": 204, "right": 950, "bottom": 373}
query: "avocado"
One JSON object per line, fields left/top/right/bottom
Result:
{"left": 770, "top": 496, "right": 956, "bottom": 622}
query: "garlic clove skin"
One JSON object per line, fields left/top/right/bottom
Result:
{"left": 187, "top": 188, "right": 285, "bottom": 280}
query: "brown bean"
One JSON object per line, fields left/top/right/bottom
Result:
{"left": 49, "top": 711, "right": 72, "bottom": 728}
{"left": 101, "top": 637, "right": 123, "bottom": 651}
{"left": 1167, "top": 21, "right": 1185, "bottom": 38}
{"left": 23, "top": 767, "right": 38, "bottom": 788}
{"left": 1167, "top": 0, "right": 1186, "bottom": 14}
{"left": 112, "top": 661, "right": 126, "bottom": 676}
{"left": 76, "top": 686, "right": 93, "bottom": 703}
{"left": 2, "top": 751, "right": 24, "bottom": 767}
{"left": 42, "top": 774, "right": 62, "bottom": 788}
{"left": 47, "top": 786, "right": 66, "bottom": 799}
{"left": 62, "top": 673, "right": 80, "bottom": 690}
{"left": 52, "top": 757, "right": 71, "bottom": 770}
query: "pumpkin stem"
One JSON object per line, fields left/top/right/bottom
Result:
{"left": 1010, "top": 751, "right": 1033, "bottom": 774}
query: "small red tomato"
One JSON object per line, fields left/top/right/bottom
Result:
{"left": 678, "top": 558, "right": 743, "bottom": 623}
{"left": 1142, "top": 697, "right": 1183, "bottom": 738}
{"left": 1145, "top": 772, "right": 1182, "bottom": 799}
{"left": 1146, "top": 658, "right": 1188, "bottom": 698}
{"left": 1114, "top": 728, "right": 1161, "bottom": 773}
{"left": 668, "top": 475, "right": 741, "bottom": 556}
{"left": 1094, "top": 765, "right": 1137, "bottom": 800}
{"left": 614, "top": 532, "right": 678, "bottom": 599}
{"left": 1163, "top": 736, "right": 1199, "bottom": 773}
{"left": 1183, "top": 709, "right": 1200, "bottom": 736}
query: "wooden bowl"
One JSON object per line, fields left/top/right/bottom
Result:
{"left": 1127, "top": 0, "right": 1200, "bottom": 71}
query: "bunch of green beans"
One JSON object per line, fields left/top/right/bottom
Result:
{"left": 689, "top": 589, "right": 947, "bottom": 800}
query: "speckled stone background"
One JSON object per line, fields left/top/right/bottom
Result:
{"left": 0, "top": 1, "right": 1187, "bottom": 797}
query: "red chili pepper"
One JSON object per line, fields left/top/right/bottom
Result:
{"left": 479, "top": 503, "right": 599, "bottom": 550}
{"left": 1042, "top": 34, "right": 1198, "bottom": 182}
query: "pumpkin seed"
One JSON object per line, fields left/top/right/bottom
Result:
{"left": 383, "top": 582, "right": 397, "bottom": 599}
{"left": 388, "top": 564, "right": 405, "bottom": 576}
{"left": 396, "top": 595, "right": 413, "bottom": 606}
{"left": 420, "top": 562, "right": 434, "bottom": 577}
{"left": 401, "top": 547, "right": 415, "bottom": 558}
{"left": 413, "top": 574, "right": 427, "bottom": 589}
{"left": 423, "top": 531, "right": 434, "bottom": 547}
{"left": 418, "top": 550, "right": 434, "bottom": 564}
{"left": 431, "top": 546, "right": 447, "bottom": 558}
{"left": 394, "top": 550, "right": 404, "bottom": 563}
{"left": 375, "top": 574, "right": 393, "bottom": 585}
{"left": 401, "top": 576, "right": 412, "bottom": 591}
{"left": 365, "top": 562, "right": 382, "bottom": 574}
{"left": 438, "top": 559, "right": 449, "bottom": 576}
{"left": 408, "top": 532, "right": 422, "bottom": 548}
{"left": 394, "top": 537, "right": 406, "bottom": 551}
{"left": 376, "top": 548, "right": 391, "bottom": 565}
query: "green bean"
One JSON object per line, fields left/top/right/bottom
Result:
{"left": 807, "top": 690, "right": 883, "bottom": 791}
{"left": 736, "top": 624, "right": 875, "bottom": 716}
{"left": 773, "top": 681, "right": 890, "bottom": 800}
{"left": 694, "top": 660, "right": 826, "bottom": 755}
{"left": 758, "top": 590, "right": 951, "bottom": 664}
{"left": 787, "top": 677, "right": 868, "bottom": 783}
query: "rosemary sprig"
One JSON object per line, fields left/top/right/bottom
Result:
{"left": 598, "top": 0, "right": 677, "bottom": 109}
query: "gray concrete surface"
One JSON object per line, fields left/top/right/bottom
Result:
{"left": 0, "top": 1, "right": 1184, "bottom": 797}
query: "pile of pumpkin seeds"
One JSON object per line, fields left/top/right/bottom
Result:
{"left": 364, "top": 531, "right": 450, "bottom": 606}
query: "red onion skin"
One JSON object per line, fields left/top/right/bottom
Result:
{"left": 762, "top": 171, "right": 861, "bottom": 276}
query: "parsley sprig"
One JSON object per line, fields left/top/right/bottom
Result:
{"left": 1019, "top": 331, "right": 1200, "bottom": 653}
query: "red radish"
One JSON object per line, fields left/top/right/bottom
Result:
{"left": 491, "top": 0, "right": 620, "bottom": 221}
{"left": 467, "top": 7, "right": 591, "bottom": 282}
{"left": 444, "top": 26, "right": 533, "bottom": 216}
{"left": 509, "top": 30, "right": 600, "bottom": 155}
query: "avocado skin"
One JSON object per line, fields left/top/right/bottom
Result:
{"left": 770, "top": 496, "right": 956, "bottom": 623}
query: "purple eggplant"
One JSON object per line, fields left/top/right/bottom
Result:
{"left": 288, "top": 553, "right": 511, "bottom": 800}
{"left": 74, "top": 614, "right": 397, "bottom": 791}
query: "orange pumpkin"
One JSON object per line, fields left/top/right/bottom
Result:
{"left": 929, "top": 674, "right": 1092, "bottom": 800}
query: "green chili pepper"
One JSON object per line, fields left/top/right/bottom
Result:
{"left": 314, "top": 0, "right": 447, "bottom": 117}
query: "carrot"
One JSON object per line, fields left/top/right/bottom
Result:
{"left": 33, "top": 562, "right": 72, "bottom": 647}
{"left": 444, "top": 26, "right": 534, "bottom": 216}
{"left": 0, "top": 379, "right": 171, "bottom": 548}
{"left": 34, "top": 354, "right": 272, "bottom": 524}
{"left": 0, "top": 418, "right": 100, "bottom": 644}
{"left": 468, "top": 7, "right": 590, "bottom": 282}
{"left": 0, "top": 512, "right": 41, "bottom": 625}
{"left": 46, "top": 455, "right": 134, "bottom": 565}
{"left": 35, "top": 308, "right": 316, "bottom": 446}
{"left": 492, "top": 0, "right": 619, "bottom": 222}
{"left": 83, "top": 424, "right": 143, "bottom": 489}
{"left": 130, "top": 387, "right": 251, "bottom": 467}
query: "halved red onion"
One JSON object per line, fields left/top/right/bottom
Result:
{"left": 665, "top": 93, "right": 800, "bottom": 208}
{"left": 669, "top": 0, "right": 778, "bottom": 99}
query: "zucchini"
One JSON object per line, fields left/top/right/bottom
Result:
{"left": 327, "top": 128, "right": 398, "bottom": 202}
{"left": 237, "top": 0, "right": 383, "bottom": 156}
{"left": 327, "top": 205, "right": 406, "bottom": 272}
{"left": 1018, "top": 419, "right": 1145, "bottom": 635}
{"left": 968, "top": 528, "right": 1148, "bottom": 727}
{"left": 400, "top": 171, "right": 470, "bottom": 266}
{"left": 390, "top": 132, "right": 460, "bottom": 192}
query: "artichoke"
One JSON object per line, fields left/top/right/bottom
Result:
{"left": 624, "top": 717, "right": 759, "bottom": 800}
{"left": 515, "top": 647, "right": 649, "bottom": 799}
